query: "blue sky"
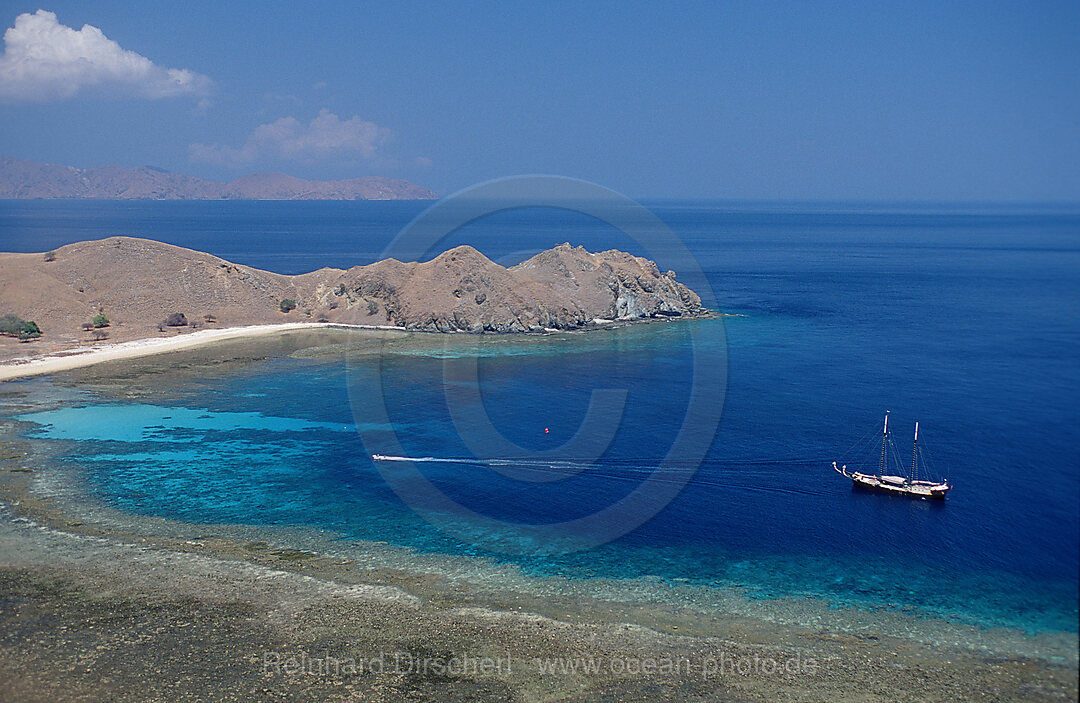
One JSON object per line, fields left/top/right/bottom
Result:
{"left": 0, "top": 1, "right": 1077, "bottom": 200}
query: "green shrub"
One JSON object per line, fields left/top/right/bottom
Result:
{"left": 279, "top": 299, "right": 297, "bottom": 313}
{"left": 0, "top": 315, "right": 23, "bottom": 336}
{"left": 0, "top": 315, "right": 41, "bottom": 340}
{"left": 92, "top": 313, "right": 109, "bottom": 328}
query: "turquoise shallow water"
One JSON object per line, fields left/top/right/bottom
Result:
{"left": 10, "top": 318, "right": 1078, "bottom": 638}
{"left": 2, "top": 200, "right": 1078, "bottom": 641}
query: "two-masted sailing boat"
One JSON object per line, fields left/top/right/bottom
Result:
{"left": 833, "top": 412, "right": 952, "bottom": 499}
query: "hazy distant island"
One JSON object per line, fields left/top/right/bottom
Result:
{"left": 0, "top": 237, "right": 707, "bottom": 374}
{"left": 0, "top": 157, "right": 437, "bottom": 200}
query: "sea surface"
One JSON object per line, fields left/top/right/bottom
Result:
{"left": 1, "top": 198, "right": 1078, "bottom": 639}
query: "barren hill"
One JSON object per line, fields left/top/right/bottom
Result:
{"left": 0, "top": 157, "right": 437, "bottom": 200}
{"left": 0, "top": 238, "right": 706, "bottom": 357}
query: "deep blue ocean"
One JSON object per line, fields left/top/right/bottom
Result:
{"left": 2, "top": 199, "right": 1078, "bottom": 636}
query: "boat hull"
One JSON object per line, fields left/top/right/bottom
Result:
{"left": 849, "top": 474, "right": 949, "bottom": 500}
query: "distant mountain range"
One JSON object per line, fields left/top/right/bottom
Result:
{"left": 0, "top": 157, "right": 438, "bottom": 200}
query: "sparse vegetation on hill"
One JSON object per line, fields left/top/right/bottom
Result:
{"left": 279, "top": 299, "right": 297, "bottom": 313}
{"left": 0, "top": 314, "right": 41, "bottom": 341}
{"left": 91, "top": 313, "right": 109, "bottom": 328}
{"left": 163, "top": 312, "right": 188, "bottom": 327}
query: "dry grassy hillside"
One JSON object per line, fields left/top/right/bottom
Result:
{"left": 0, "top": 237, "right": 707, "bottom": 359}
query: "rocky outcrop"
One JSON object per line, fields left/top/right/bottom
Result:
{"left": 0, "top": 157, "right": 437, "bottom": 200}
{"left": 0, "top": 237, "right": 709, "bottom": 354}
{"left": 323, "top": 243, "right": 705, "bottom": 333}
{"left": 512, "top": 244, "right": 701, "bottom": 322}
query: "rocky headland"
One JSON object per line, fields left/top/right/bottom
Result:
{"left": 0, "top": 237, "right": 708, "bottom": 360}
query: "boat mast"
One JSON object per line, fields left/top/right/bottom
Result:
{"left": 910, "top": 421, "right": 919, "bottom": 483}
{"left": 878, "top": 411, "right": 889, "bottom": 479}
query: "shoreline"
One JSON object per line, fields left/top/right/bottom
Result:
{"left": 0, "top": 322, "right": 406, "bottom": 382}
{"left": 0, "top": 314, "right": 724, "bottom": 382}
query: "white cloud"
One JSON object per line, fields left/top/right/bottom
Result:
{"left": 190, "top": 109, "right": 389, "bottom": 167}
{"left": 0, "top": 9, "right": 211, "bottom": 102}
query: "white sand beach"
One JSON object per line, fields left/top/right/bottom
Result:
{"left": 0, "top": 322, "right": 405, "bottom": 382}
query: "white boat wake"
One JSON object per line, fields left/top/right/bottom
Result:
{"left": 369, "top": 454, "right": 831, "bottom": 496}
